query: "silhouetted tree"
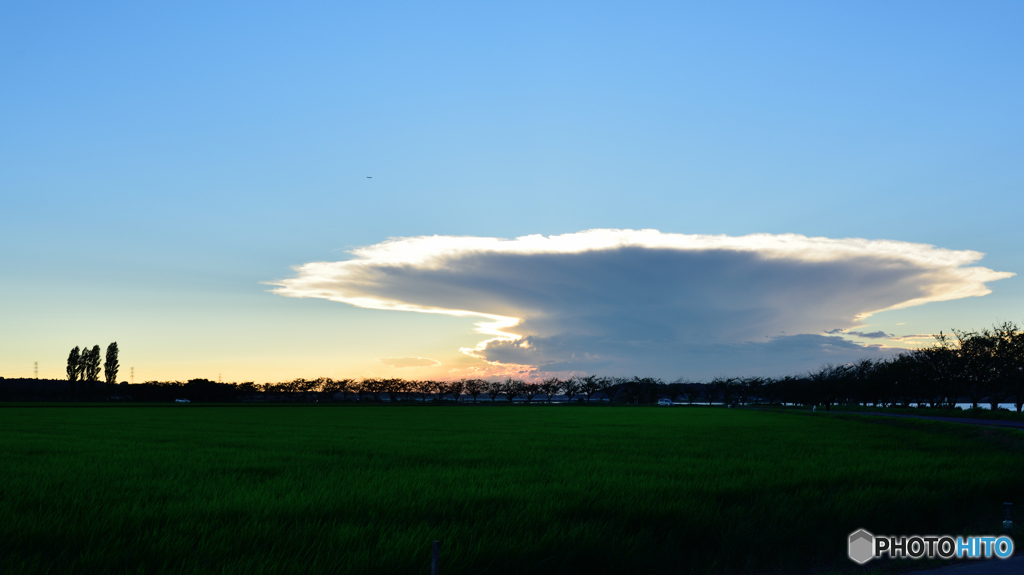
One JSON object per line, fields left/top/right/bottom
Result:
{"left": 993, "top": 323, "right": 1024, "bottom": 412}
{"left": 540, "top": 377, "right": 561, "bottom": 403}
{"left": 708, "top": 378, "right": 732, "bottom": 406}
{"left": 463, "top": 379, "right": 485, "bottom": 403}
{"left": 102, "top": 342, "right": 120, "bottom": 386}
{"left": 444, "top": 379, "right": 465, "bottom": 402}
{"left": 301, "top": 378, "right": 322, "bottom": 395}
{"left": 984, "top": 323, "right": 1018, "bottom": 410}
{"left": 66, "top": 346, "right": 81, "bottom": 391}
{"left": 597, "top": 376, "right": 618, "bottom": 403}
{"left": 775, "top": 375, "right": 808, "bottom": 406}
{"left": 485, "top": 380, "right": 503, "bottom": 402}
{"left": 953, "top": 330, "right": 993, "bottom": 409}
{"left": 577, "top": 375, "right": 601, "bottom": 402}
{"left": 562, "top": 377, "right": 581, "bottom": 402}
{"left": 738, "top": 377, "right": 764, "bottom": 405}
{"left": 681, "top": 383, "right": 701, "bottom": 405}
{"left": 83, "top": 345, "right": 102, "bottom": 388}
{"left": 384, "top": 378, "right": 403, "bottom": 401}
{"left": 237, "top": 381, "right": 257, "bottom": 396}
{"left": 348, "top": 379, "right": 364, "bottom": 401}
{"left": 279, "top": 378, "right": 301, "bottom": 394}
{"left": 905, "top": 352, "right": 942, "bottom": 408}
{"left": 309, "top": 377, "right": 334, "bottom": 400}
{"left": 809, "top": 364, "right": 852, "bottom": 411}
{"left": 380, "top": 378, "right": 402, "bottom": 402}
{"left": 845, "top": 359, "right": 876, "bottom": 407}
{"left": 667, "top": 380, "right": 685, "bottom": 403}
{"left": 395, "top": 378, "right": 414, "bottom": 401}
{"left": 424, "top": 380, "right": 445, "bottom": 402}
{"left": 700, "top": 380, "right": 715, "bottom": 405}
{"left": 626, "top": 377, "right": 663, "bottom": 404}
{"left": 409, "top": 380, "right": 430, "bottom": 402}
{"left": 522, "top": 381, "right": 541, "bottom": 403}
{"left": 502, "top": 378, "right": 524, "bottom": 403}
{"left": 361, "top": 378, "right": 384, "bottom": 401}
{"left": 761, "top": 378, "right": 781, "bottom": 405}
{"left": 928, "top": 338, "right": 963, "bottom": 408}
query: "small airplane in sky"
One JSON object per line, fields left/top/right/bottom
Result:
{"left": 367, "top": 176, "right": 372, "bottom": 178}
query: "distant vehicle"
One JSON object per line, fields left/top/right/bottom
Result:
{"left": 658, "top": 398, "right": 674, "bottom": 406}
{"left": 175, "top": 398, "right": 190, "bottom": 403}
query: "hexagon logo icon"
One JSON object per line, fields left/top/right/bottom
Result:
{"left": 848, "top": 529, "right": 874, "bottom": 564}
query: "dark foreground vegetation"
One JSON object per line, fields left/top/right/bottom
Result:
{"left": 1, "top": 405, "right": 1021, "bottom": 575}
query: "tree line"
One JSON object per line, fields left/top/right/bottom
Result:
{"left": 777, "top": 321, "right": 1024, "bottom": 412}
{"left": 44, "top": 322, "right": 1024, "bottom": 411}
{"left": 66, "top": 342, "right": 118, "bottom": 392}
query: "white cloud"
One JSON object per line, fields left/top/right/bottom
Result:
{"left": 271, "top": 230, "right": 1012, "bottom": 378}
{"left": 376, "top": 357, "right": 441, "bottom": 368}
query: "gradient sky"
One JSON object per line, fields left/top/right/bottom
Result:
{"left": 3, "top": 2, "right": 1023, "bottom": 382}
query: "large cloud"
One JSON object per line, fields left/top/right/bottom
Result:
{"left": 270, "top": 230, "right": 1012, "bottom": 378}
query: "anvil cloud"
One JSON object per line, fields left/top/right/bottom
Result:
{"left": 271, "top": 230, "right": 1012, "bottom": 377}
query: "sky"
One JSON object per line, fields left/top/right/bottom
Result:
{"left": 2, "top": 1, "right": 1023, "bottom": 382}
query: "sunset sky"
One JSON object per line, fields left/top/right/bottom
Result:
{"left": 3, "top": 2, "right": 1023, "bottom": 382}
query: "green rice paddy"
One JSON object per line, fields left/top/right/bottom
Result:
{"left": 1, "top": 405, "right": 1021, "bottom": 574}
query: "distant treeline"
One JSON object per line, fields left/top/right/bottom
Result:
{"left": 4, "top": 322, "right": 1023, "bottom": 409}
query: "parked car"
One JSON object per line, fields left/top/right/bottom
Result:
{"left": 657, "top": 398, "right": 673, "bottom": 406}
{"left": 175, "top": 398, "right": 190, "bottom": 403}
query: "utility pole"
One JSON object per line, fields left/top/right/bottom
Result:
{"left": 34, "top": 361, "right": 38, "bottom": 379}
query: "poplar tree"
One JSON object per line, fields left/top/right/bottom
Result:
{"left": 67, "top": 346, "right": 81, "bottom": 391}
{"left": 85, "top": 345, "right": 102, "bottom": 387}
{"left": 104, "top": 342, "right": 119, "bottom": 386}
{"left": 75, "top": 348, "right": 87, "bottom": 382}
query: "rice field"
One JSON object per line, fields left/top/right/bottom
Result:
{"left": 1, "top": 404, "right": 1021, "bottom": 574}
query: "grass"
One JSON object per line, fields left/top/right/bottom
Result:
{"left": 1, "top": 404, "right": 1022, "bottom": 574}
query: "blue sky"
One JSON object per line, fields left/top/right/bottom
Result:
{"left": 2, "top": 2, "right": 1022, "bottom": 381}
